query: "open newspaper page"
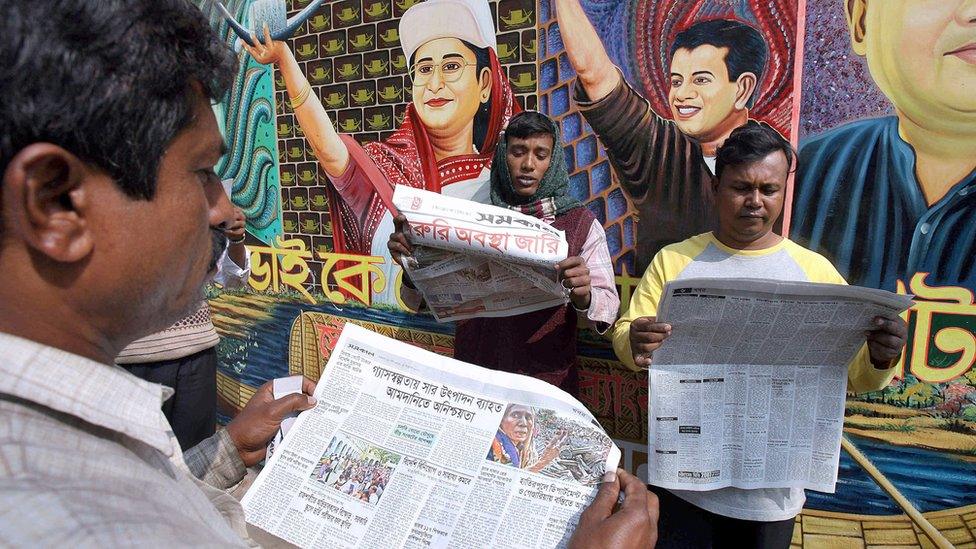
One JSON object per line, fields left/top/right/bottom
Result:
{"left": 647, "top": 278, "right": 913, "bottom": 493}
{"left": 392, "top": 186, "right": 569, "bottom": 322}
{"left": 242, "top": 324, "right": 620, "bottom": 549}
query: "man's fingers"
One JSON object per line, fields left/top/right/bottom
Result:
{"left": 270, "top": 392, "right": 318, "bottom": 420}
{"left": 301, "top": 376, "right": 317, "bottom": 396}
{"left": 874, "top": 316, "right": 907, "bottom": 338}
{"left": 393, "top": 213, "right": 409, "bottom": 232}
{"left": 580, "top": 471, "right": 620, "bottom": 524}
{"left": 262, "top": 22, "right": 273, "bottom": 44}
{"left": 632, "top": 317, "right": 671, "bottom": 333}
{"left": 633, "top": 353, "right": 652, "bottom": 368}
{"left": 632, "top": 330, "right": 669, "bottom": 345}
{"left": 616, "top": 469, "right": 649, "bottom": 513}
{"left": 556, "top": 256, "right": 585, "bottom": 272}
{"left": 867, "top": 331, "right": 903, "bottom": 351}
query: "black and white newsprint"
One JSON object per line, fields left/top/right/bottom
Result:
{"left": 648, "top": 278, "right": 913, "bottom": 493}
{"left": 242, "top": 324, "right": 620, "bottom": 549}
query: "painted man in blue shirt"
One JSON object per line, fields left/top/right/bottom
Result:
{"left": 792, "top": 0, "right": 976, "bottom": 292}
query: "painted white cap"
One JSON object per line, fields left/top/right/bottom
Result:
{"left": 399, "top": 0, "right": 497, "bottom": 66}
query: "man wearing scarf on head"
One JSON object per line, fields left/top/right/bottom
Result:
{"left": 392, "top": 111, "right": 618, "bottom": 395}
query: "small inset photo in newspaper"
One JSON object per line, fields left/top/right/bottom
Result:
{"left": 310, "top": 431, "right": 401, "bottom": 506}
{"left": 486, "top": 404, "right": 613, "bottom": 485}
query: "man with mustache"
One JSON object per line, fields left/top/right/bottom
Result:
{"left": 0, "top": 3, "right": 658, "bottom": 545}
{"left": 792, "top": 0, "right": 976, "bottom": 294}
{"left": 555, "top": 0, "right": 769, "bottom": 273}
{"left": 613, "top": 122, "right": 907, "bottom": 548}
{"left": 115, "top": 202, "right": 250, "bottom": 450}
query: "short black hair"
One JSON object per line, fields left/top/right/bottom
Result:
{"left": 410, "top": 40, "right": 492, "bottom": 151}
{"left": 715, "top": 121, "right": 795, "bottom": 180}
{"left": 504, "top": 111, "right": 557, "bottom": 143}
{"left": 0, "top": 0, "right": 235, "bottom": 202}
{"left": 670, "top": 19, "right": 768, "bottom": 108}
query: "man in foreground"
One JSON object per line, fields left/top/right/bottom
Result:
{"left": 0, "top": 1, "right": 657, "bottom": 546}
{"left": 613, "top": 122, "right": 907, "bottom": 548}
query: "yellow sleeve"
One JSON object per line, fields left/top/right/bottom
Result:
{"left": 611, "top": 239, "right": 701, "bottom": 370}
{"left": 784, "top": 241, "right": 897, "bottom": 393}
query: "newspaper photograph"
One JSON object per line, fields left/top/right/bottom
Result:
{"left": 646, "top": 278, "right": 914, "bottom": 493}
{"left": 241, "top": 323, "right": 620, "bottom": 549}
{"left": 392, "top": 186, "right": 569, "bottom": 322}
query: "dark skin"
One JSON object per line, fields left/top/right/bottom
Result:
{"left": 389, "top": 132, "right": 592, "bottom": 309}
{"left": 629, "top": 150, "right": 907, "bottom": 368}
{"left": 569, "top": 468, "right": 659, "bottom": 549}
{"left": 0, "top": 86, "right": 313, "bottom": 464}
{"left": 224, "top": 206, "right": 248, "bottom": 269}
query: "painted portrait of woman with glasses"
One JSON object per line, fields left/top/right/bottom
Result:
{"left": 245, "top": 0, "right": 520, "bottom": 305}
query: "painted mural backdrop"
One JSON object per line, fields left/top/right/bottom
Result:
{"left": 202, "top": 0, "right": 976, "bottom": 546}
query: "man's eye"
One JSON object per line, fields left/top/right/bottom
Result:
{"left": 670, "top": 79, "right": 682, "bottom": 88}
{"left": 443, "top": 61, "right": 462, "bottom": 72}
{"left": 694, "top": 77, "right": 711, "bottom": 85}
{"left": 198, "top": 169, "right": 217, "bottom": 185}
{"left": 417, "top": 64, "right": 434, "bottom": 74}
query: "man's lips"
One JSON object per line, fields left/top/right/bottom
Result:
{"left": 425, "top": 98, "right": 452, "bottom": 107}
{"left": 946, "top": 43, "right": 976, "bottom": 64}
{"left": 674, "top": 105, "right": 701, "bottom": 119}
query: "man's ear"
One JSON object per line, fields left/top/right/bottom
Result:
{"left": 479, "top": 67, "right": 493, "bottom": 104}
{"left": 734, "top": 72, "right": 758, "bottom": 111}
{"left": 2, "top": 143, "right": 94, "bottom": 262}
{"left": 846, "top": 0, "right": 868, "bottom": 57}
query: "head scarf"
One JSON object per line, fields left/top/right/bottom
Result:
{"left": 489, "top": 114, "right": 581, "bottom": 221}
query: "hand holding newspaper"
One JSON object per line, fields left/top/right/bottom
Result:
{"left": 646, "top": 278, "right": 913, "bottom": 493}
{"left": 242, "top": 324, "right": 620, "bottom": 549}
{"left": 392, "top": 186, "right": 569, "bottom": 322}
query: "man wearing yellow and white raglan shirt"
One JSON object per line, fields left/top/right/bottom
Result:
{"left": 612, "top": 122, "right": 908, "bottom": 549}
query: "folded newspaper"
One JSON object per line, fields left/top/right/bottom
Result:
{"left": 392, "top": 186, "right": 569, "bottom": 322}
{"left": 242, "top": 323, "right": 620, "bottom": 549}
{"left": 647, "top": 278, "right": 913, "bottom": 493}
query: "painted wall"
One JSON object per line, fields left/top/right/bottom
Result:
{"left": 203, "top": 0, "right": 976, "bottom": 545}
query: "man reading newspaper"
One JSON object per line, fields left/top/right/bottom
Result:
{"left": 390, "top": 112, "right": 619, "bottom": 396}
{"left": 0, "top": 1, "right": 654, "bottom": 547}
{"left": 612, "top": 122, "right": 908, "bottom": 549}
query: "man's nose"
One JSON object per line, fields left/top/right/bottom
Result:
{"left": 745, "top": 189, "right": 762, "bottom": 207}
{"left": 208, "top": 179, "right": 236, "bottom": 229}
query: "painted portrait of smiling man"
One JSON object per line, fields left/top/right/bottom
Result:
{"left": 556, "top": 0, "right": 797, "bottom": 274}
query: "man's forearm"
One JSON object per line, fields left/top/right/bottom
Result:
{"left": 553, "top": 0, "right": 620, "bottom": 101}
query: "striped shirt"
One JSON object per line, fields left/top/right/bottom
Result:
{"left": 0, "top": 332, "right": 253, "bottom": 547}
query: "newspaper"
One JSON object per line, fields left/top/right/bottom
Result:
{"left": 646, "top": 278, "right": 913, "bottom": 493}
{"left": 242, "top": 323, "right": 620, "bottom": 549}
{"left": 392, "top": 186, "right": 569, "bottom": 322}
